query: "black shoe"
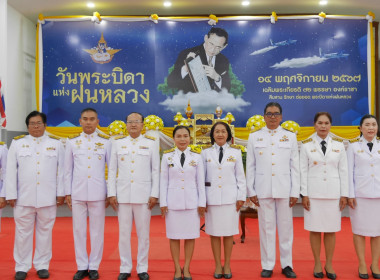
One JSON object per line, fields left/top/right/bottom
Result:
{"left": 371, "top": 265, "right": 380, "bottom": 279}
{"left": 223, "top": 268, "right": 232, "bottom": 279}
{"left": 89, "top": 270, "right": 99, "bottom": 280}
{"left": 313, "top": 272, "right": 324, "bottom": 278}
{"left": 118, "top": 273, "right": 131, "bottom": 280}
{"left": 73, "top": 270, "right": 89, "bottom": 280}
{"left": 282, "top": 266, "right": 296, "bottom": 278}
{"left": 359, "top": 269, "right": 369, "bottom": 279}
{"left": 261, "top": 269, "right": 273, "bottom": 278}
{"left": 15, "top": 271, "right": 27, "bottom": 280}
{"left": 138, "top": 272, "right": 149, "bottom": 280}
{"left": 324, "top": 268, "right": 336, "bottom": 280}
{"left": 37, "top": 269, "right": 50, "bottom": 279}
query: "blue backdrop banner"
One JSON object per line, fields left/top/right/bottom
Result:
{"left": 41, "top": 17, "right": 370, "bottom": 127}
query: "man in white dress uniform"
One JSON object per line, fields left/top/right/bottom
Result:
{"left": 246, "top": 102, "right": 300, "bottom": 279}
{"left": 108, "top": 112, "right": 159, "bottom": 280}
{"left": 64, "top": 108, "right": 111, "bottom": 280}
{"left": 0, "top": 141, "right": 8, "bottom": 231}
{"left": 6, "top": 111, "right": 65, "bottom": 280}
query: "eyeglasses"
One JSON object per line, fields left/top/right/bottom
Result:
{"left": 126, "top": 120, "right": 142, "bottom": 124}
{"left": 29, "top": 122, "right": 44, "bottom": 127}
{"left": 265, "top": 112, "right": 282, "bottom": 118}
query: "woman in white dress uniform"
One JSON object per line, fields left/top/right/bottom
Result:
{"left": 201, "top": 122, "right": 246, "bottom": 279}
{"left": 347, "top": 114, "right": 380, "bottom": 279}
{"left": 300, "top": 112, "right": 348, "bottom": 280}
{"left": 160, "top": 126, "right": 206, "bottom": 280}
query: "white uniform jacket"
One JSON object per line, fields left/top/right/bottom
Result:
{"left": 0, "top": 143, "right": 8, "bottom": 197}
{"left": 107, "top": 134, "right": 160, "bottom": 203}
{"left": 5, "top": 134, "right": 65, "bottom": 207}
{"left": 300, "top": 134, "right": 349, "bottom": 198}
{"left": 347, "top": 137, "right": 380, "bottom": 198}
{"left": 64, "top": 132, "right": 111, "bottom": 201}
{"left": 201, "top": 144, "right": 246, "bottom": 206}
{"left": 246, "top": 126, "right": 300, "bottom": 199}
{"left": 160, "top": 147, "right": 206, "bottom": 210}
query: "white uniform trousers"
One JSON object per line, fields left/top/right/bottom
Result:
{"left": 72, "top": 200, "right": 105, "bottom": 270}
{"left": 14, "top": 205, "right": 57, "bottom": 272}
{"left": 257, "top": 198, "right": 293, "bottom": 270}
{"left": 118, "top": 203, "right": 151, "bottom": 274}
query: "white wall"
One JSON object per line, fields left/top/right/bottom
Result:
{"left": 6, "top": 5, "right": 36, "bottom": 134}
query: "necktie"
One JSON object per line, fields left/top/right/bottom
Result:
{"left": 367, "top": 142, "right": 373, "bottom": 152}
{"left": 180, "top": 152, "right": 185, "bottom": 167}
{"left": 219, "top": 147, "right": 223, "bottom": 163}
{"left": 208, "top": 56, "right": 213, "bottom": 67}
{"left": 321, "top": 140, "right": 326, "bottom": 155}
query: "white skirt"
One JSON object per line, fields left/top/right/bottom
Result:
{"left": 304, "top": 198, "right": 341, "bottom": 232}
{"left": 205, "top": 204, "right": 239, "bottom": 237}
{"left": 350, "top": 198, "right": 380, "bottom": 237}
{"left": 165, "top": 209, "right": 200, "bottom": 239}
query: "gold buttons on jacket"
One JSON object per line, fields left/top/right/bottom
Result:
{"left": 88, "top": 176, "right": 91, "bottom": 178}
{"left": 88, "top": 166, "right": 91, "bottom": 168}
{"left": 272, "top": 174, "right": 275, "bottom": 176}
{"left": 37, "top": 162, "right": 40, "bottom": 164}
{"left": 272, "top": 163, "right": 275, "bottom": 166}
{"left": 132, "top": 160, "right": 135, "bottom": 163}
{"left": 272, "top": 153, "right": 275, "bottom": 155}
{"left": 131, "top": 170, "right": 134, "bottom": 173}
{"left": 219, "top": 176, "right": 222, "bottom": 178}
{"left": 37, "top": 152, "right": 40, "bottom": 155}
{"left": 37, "top": 182, "right": 40, "bottom": 185}
{"left": 88, "top": 147, "right": 91, "bottom": 150}
{"left": 131, "top": 180, "right": 134, "bottom": 183}
{"left": 219, "top": 185, "right": 221, "bottom": 188}
{"left": 181, "top": 179, "right": 184, "bottom": 181}
{"left": 88, "top": 156, "right": 91, "bottom": 159}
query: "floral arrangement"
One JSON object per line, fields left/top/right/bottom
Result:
{"left": 173, "top": 112, "right": 184, "bottom": 124}
{"left": 144, "top": 115, "right": 164, "bottom": 131}
{"left": 107, "top": 120, "right": 126, "bottom": 136}
{"left": 233, "top": 144, "right": 247, "bottom": 153}
{"left": 246, "top": 115, "right": 266, "bottom": 132}
{"left": 223, "top": 112, "right": 235, "bottom": 124}
{"left": 178, "top": 119, "right": 190, "bottom": 127}
{"left": 281, "top": 120, "right": 301, "bottom": 134}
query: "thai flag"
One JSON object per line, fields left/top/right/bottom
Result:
{"left": 0, "top": 80, "right": 6, "bottom": 128}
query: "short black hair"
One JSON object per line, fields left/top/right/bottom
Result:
{"left": 207, "top": 27, "right": 229, "bottom": 45}
{"left": 81, "top": 107, "right": 98, "bottom": 116}
{"left": 264, "top": 102, "right": 282, "bottom": 115}
{"left": 314, "top": 112, "right": 332, "bottom": 124}
{"left": 173, "top": 125, "right": 191, "bottom": 138}
{"left": 25, "top": 111, "right": 47, "bottom": 126}
{"left": 126, "top": 112, "right": 144, "bottom": 122}
{"left": 210, "top": 122, "right": 232, "bottom": 145}
{"left": 359, "top": 114, "right": 377, "bottom": 127}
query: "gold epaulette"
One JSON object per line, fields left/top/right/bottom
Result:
{"left": 48, "top": 135, "right": 60, "bottom": 140}
{"left": 302, "top": 138, "right": 312, "bottom": 144}
{"left": 190, "top": 147, "right": 201, "bottom": 154}
{"left": 250, "top": 127, "right": 263, "bottom": 133}
{"left": 230, "top": 144, "right": 241, "bottom": 150}
{"left": 115, "top": 135, "right": 127, "bottom": 140}
{"left": 202, "top": 144, "right": 212, "bottom": 149}
{"left": 0, "top": 141, "right": 5, "bottom": 145}
{"left": 68, "top": 134, "right": 80, "bottom": 139}
{"left": 349, "top": 138, "right": 360, "bottom": 143}
{"left": 144, "top": 135, "right": 156, "bottom": 141}
{"left": 98, "top": 133, "right": 110, "bottom": 140}
{"left": 14, "top": 135, "right": 26, "bottom": 140}
{"left": 163, "top": 148, "right": 175, "bottom": 154}
{"left": 332, "top": 137, "right": 343, "bottom": 142}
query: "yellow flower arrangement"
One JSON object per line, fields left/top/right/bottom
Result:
{"left": 234, "top": 144, "right": 247, "bottom": 153}
{"left": 189, "top": 144, "right": 202, "bottom": 153}
{"left": 173, "top": 112, "right": 184, "bottom": 124}
{"left": 246, "top": 115, "right": 266, "bottom": 132}
{"left": 224, "top": 112, "right": 235, "bottom": 124}
{"left": 144, "top": 115, "right": 164, "bottom": 131}
{"left": 107, "top": 120, "right": 126, "bottom": 136}
{"left": 178, "top": 119, "right": 190, "bottom": 127}
{"left": 281, "top": 120, "right": 301, "bottom": 134}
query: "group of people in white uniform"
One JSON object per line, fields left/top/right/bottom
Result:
{"left": 0, "top": 102, "right": 379, "bottom": 280}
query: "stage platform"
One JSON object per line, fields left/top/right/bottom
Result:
{"left": 0, "top": 216, "right": 375, "bottom": 280}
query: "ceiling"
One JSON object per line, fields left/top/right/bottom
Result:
{"left": 8, "top": 0, "right": 380, "bottom": 22}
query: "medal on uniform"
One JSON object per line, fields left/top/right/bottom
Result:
{"left": 313, "top": 161, "right": 318, "bottom": 165}
{"left": 189, "top": 160, "right": 197, "bottom": 167}
{"left": 98, "top": 156, "right": 102, "bottom": 160}
{"left": 121, "top": 157, "right": 124, "bottom": 161}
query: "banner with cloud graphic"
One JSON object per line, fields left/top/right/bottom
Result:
{"left": 40, "top": 17, "right": 369, "bottom": 127}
